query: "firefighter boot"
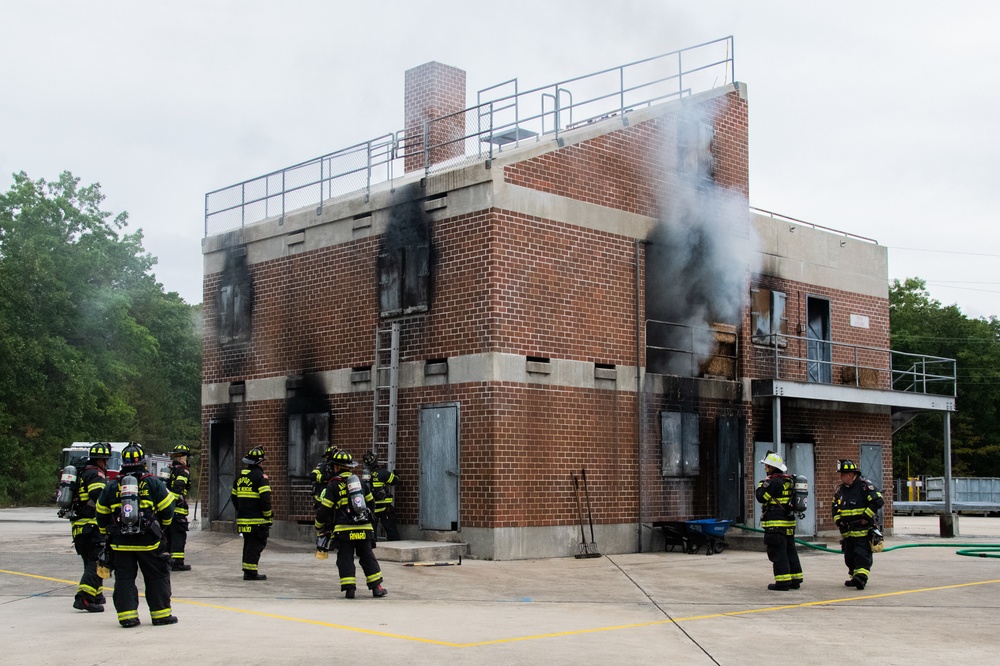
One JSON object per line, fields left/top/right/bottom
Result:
{"left": 73, "top": 597, "right": 104, "bottom": 613}
{"left": 345, "top": 588, "right": 356, "bottom": 599}
{"left": 243, "top": 572, "right": 267, "bottom": 581}
{"left": 120, "top": 619, "right": 141, "bottom": 628}
{"left": 851, "top": 575, "right": 867, "bottom": 590}
{"left": 767, "top": 583, "right": 791, "bottom": 591}
{"left": 172, "top": 560, "right": 192, "bottom": 572}
{"left": 372, "top": 584, "right": 388, "bottom": 598}
{"left": 152, "top": 615, "right": 179, "bottom": 626}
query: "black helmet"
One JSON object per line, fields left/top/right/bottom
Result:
{"left": 88, "top": 442, "right": 112, "bottom": 460}
{"left": 330, "top": 450, "right": 354, "bottom": 469}
{"left": 121, "top": 442, "right": 146, "bottom": 470}
{"left": 322, "top": 446, "right": 339, "bottom": 460}
{"left": 838, "top": 459, "right": 860, "bottom": 474}
{"left": 362, "top": 451, "right": 378, "bottom": 468}
{"left": 242, "top": 446, "right": 265, "bottom": 465}
{"left": 172, "top": 444, "right": 191, "bottom": 456}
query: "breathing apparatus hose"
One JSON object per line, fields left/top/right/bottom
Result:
{"left": 732, "top": 523, "right": 1000, "bottom": 558}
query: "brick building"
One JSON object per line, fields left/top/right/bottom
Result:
{"left": 201, "top": 40, "right": 955, "bottom": 559}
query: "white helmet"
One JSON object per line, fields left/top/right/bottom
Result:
{"left": 759, "top": 451, "right": 787, "bottom": 472}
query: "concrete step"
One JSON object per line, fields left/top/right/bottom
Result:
{"left": 374, "top": 539, "right": 468, "bottom": 563}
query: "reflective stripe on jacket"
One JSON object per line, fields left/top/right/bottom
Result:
{"left": 755, "top": 474, "right": 796, "bottom": 535}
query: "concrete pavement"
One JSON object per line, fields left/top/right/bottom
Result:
{"left": 2, "top": 507, "right": 999, "bottom": 665}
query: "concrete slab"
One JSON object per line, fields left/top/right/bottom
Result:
{"left": 2, "top": 507, "right": 999, "bottom": 665}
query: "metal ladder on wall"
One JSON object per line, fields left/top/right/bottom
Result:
{"left": 371, "top": 321, "right": 400, "bottom": 470}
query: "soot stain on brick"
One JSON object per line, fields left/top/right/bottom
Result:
{"left": 216, "top": 235, "right": 255, "bottom": 377}
{"left": 377, "top": 182, "right": 436, "bottom": 316}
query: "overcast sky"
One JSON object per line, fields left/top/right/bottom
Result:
{"left": 3, "top": 1, "right": 998, "bottom": 319}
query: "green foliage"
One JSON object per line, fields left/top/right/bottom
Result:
{"left": 890, "top": 278, "right": 1000, "bottom": 478}
{"left": 0, "top": 171, "right": 201, "bottom": 505}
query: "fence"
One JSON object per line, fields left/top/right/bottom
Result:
{"left": 205, "top": 37, "right": 735, "bottom": 237}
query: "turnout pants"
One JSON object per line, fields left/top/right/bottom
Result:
{"left": 239, "top": 525, "right": 269, "bottom": 574}
{"left": 73, "top": 526, "right": 105, "bottom": 602}
{"left": 111, "top": 549, "right": 173, "bottom": 624}
{"left": 764, "top": 530, "right": 803, "bottom": 587}
{"left": 841, "top": 535, "right": 873, "bottom": 584}
{"left": 336, "top": 532, "right": 383, "bottom": 590}
{"left": 167, "top": 515, "right": 189, "bottom": 562}
{"left": 374, "top": 506, "right": 401, "bottom": 541}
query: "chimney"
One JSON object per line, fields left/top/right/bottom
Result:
{"left": 404, "top": 62, "right": 467, "bottom": 173}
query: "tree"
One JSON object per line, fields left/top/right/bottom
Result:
{"left": 890, "top": 278, "right": 1000, "bottom": 478}
{"left": 0, "top": 171, "right": 201, "bottom": 504}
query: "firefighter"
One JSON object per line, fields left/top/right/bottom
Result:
{"left": 95, "top": 442, "right": 178, "bottom": 628}
{"left": 754, "top": 451, "right": 803, "bottom": 591}
{"left": 165, "top": 444, "right": 192, "bottom": 571}
{"left": 315, "top": 450, "right": 387, "bottom": 598}
{"left": 69, "top": 442, "right": 111, "bottom": 612}
{"left": 362, "top": 451, "right": 400, "bottom": 541}
{"left": 232, "top": 446, "right": 272, "bottom": 580}
{"left": 310, "top": 446, "right": 340, "bottom": 510}
{"left": 833, "top": 459, "right": 884, "bottom": 590}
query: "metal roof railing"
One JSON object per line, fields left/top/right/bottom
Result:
{"left": 755, "top": 333, "right": 957, "bottom": 397}
{"left": 204, "top": 37, "right": 735, "bottom": 237}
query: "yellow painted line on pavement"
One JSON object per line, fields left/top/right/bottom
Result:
{"left": 3, "top": 567, "right": 999, "bottom": 647}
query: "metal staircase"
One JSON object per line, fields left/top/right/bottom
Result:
{"left": 372, "top": 321, "right": 400, "bottom": 470}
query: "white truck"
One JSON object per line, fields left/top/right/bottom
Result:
{"left": 59, "top": 442, "right": 171, "bottom": 481}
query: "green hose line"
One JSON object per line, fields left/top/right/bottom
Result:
{"left": 732, "top": 523, "right": 1000, "bottom": 557}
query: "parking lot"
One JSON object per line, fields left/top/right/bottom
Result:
{"left": 2, "top": 507, "right": 999, "bottom": 665}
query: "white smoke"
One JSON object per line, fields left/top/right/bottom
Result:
{"left": 645, "top": 100, "right": 761, "bottom": 375}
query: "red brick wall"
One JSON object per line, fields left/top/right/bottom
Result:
{"left": 503, "top": 89, "right": 749, "bottom": 216}
{"left": 404, "top": 62, "right": 467, "bottom": 172}
{"left": 742, "top": 275, "right": 891, "bottom": 387}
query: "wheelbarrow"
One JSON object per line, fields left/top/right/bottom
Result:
{"left": 683, "top": 518, "right": 734, "bottom": 555}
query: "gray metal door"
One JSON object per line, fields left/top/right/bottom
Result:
{"left": 752, "top": 441, "right": 773, "bottom": 529}
{"left": 860, "top": 443, "right": 885, "bottom": 524}
{"left": 753, "top": 441, "right": 814, "bottom": 536}
{"left": 210, "top": 420, "right": 236, "bottom": 521}
{"left": 419, "top": 404, "right": 460, "bottom": 531}
{"left": 716, "top": 416, "right": 742, "bottom": 521}
{"left": 787, "top": 442, "right": 816, "bottom": 536}
{"left": 807, "top": 297, "right": 832, "bottom": 384}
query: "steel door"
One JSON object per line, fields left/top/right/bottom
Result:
{"left": 787, "top": 442, "right": 816, "bottom": 536}
{"left": 210, "top": 420, "right": 236, "bottom": 521}
{"left": 716, "top": 416, "right": 742, "bottom": 521}
{"left": 753, "top": 441, "right": 814, "bottom": 536}
{"left": 806, "top": 297, "right": 832, "bottom": 383}
{"left": 860, "top": 443, "right": 885, "bottom": 524}
{"left": 419, "top": 404, "right": 460, "bottom": 531}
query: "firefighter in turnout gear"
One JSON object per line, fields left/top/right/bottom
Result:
{"left": 95, "top": 442, "right": 178, "bottom": 628}
{"left": 165, "top": 444, "right": 192, "bottom": 571}
{"left": 232, "top": 446, "right": 272, "bottom": 580}
{"left": 315, "top": 450, "right": 387, "bottom": 598}
{"left": 833, "top": 459, "right": 885, "bottom": 590}
{"left": 68, "top": 442, "right": 111, "bottom": 612}
{"left": 755, "top": 451, "right": 803, "bottom": 591}
{"left": 310, "top": 446, "right": 341, "bottom": 510}
{"left": 362, "top": 450, "right": 400, "bottom": 541}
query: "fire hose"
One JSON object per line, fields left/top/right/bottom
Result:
{"left": 732, "top": 523, "right": 1000, "bottom": 558}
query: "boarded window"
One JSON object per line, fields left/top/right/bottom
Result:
{"left": 750, "top": 288, "right": 787, "bottom": 346}
{"left": 661, "top": 411, "right": 700, "bottom": 477}
{"left": 678, "top": 121, "right": 715, "bottom": 182}
{"left": 379, "top": 244, "right": 430, "bottom": 317}
{"left": 287, "top": 412, "right": 329, "bottom": 479}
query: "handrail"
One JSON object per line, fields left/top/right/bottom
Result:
{"left": 749, "top": 207, "right": 879, "bottom": 245}
{"left": 205, "top": 37, "right": 735, "bottom": 237}
{"left": 754, "top": 333, "right": 956, "bottom": 397}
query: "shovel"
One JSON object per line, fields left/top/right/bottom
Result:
{"left": 581, "top": 467, "right": 601, "bottom": 556}
{"left": 573, "top": 474, "right": 601, "bottom": 558}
